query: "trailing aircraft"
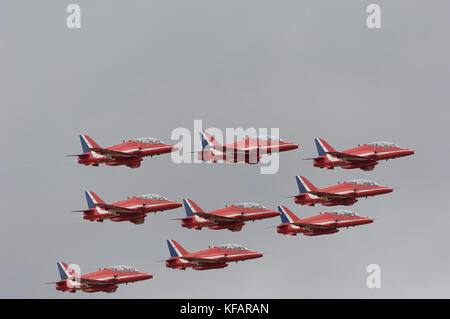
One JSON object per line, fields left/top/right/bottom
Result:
{"left": 276, "top": 205, "right": 373, "bottom": 236}
{"left": 49, "top": 262, "right": 152, "bottom": 293}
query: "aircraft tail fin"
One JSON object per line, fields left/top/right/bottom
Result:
{"left": 79, "top": 134, "right": 101, "bottom": 153}
{"left": 167, "top": 239, "right": 189, "bottom": 257}
{"left": 57, "top": 262, "right": 80, "bottom": 281}
{"left": 199, "top": 132, "right": 210, "bottom": 150}
{"left": 85, "top": 191, "right": 106, "bottom": 209}
{"left": 182, "top": 198, "right": 205, "bottom": 216}
{"left": 295, "top": 176, "right": 318, "bottom": 194}
{"left": 277, "top": 205, "right": 298, "bottom": 223}
{"left": 200, "top": 131, "right": 222, "bottom": 149}
{"left": 314, "top": 138, "right": 337, "bottom": 157}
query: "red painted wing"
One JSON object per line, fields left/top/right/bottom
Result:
{"left": 291, "top": 222, "right": 333, "bottom": 229}
{"left": 308, "top": 191, "right": 353, "bottom": 199}
{"left": 95, "top": 203, "right": 139, "bottom": 213}
{"left": 194, "top": 212, "right": 237, "bottom": 221}
{"left": 78, "top": 277, "right": 111, "bottom": 286}
{"left": 326, "top": 151, "right": 372, "bottom": 161}
{"left": 89, "top": 147, "right": 137, "bottom": 158}
{"left": 181, "top": 256, "right": 225, "bottom": 264}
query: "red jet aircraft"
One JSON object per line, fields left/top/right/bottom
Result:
{"left": 50, "top": 262, "right": 152, "bottom": 293}
{"left": 173, "top": 198, "right": 280, "bottom": 232}
{"left": 276, "top": 206, "right": 373, "bottom": 236}
{"left": 307, "top": 138, "right": 414, "bottom": 171}
{"left": 165, "top": 240, "right": 263, "bottom": 271}
{"left": 293, "top": 176, "right": 393, "bottom": 206}
{"left": 68, "top": 134, "right": 178, "bottom": 168}
{"left": 73, "top": 191, "right": 182, "bottom": 224}
{"left": 198, "top": 131, "right": 298, "bottom": 164}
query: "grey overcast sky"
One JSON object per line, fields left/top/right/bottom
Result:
{"left": 2, "top": 1, "right": 450, "bottom": 298}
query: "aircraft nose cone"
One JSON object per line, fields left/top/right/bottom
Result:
{"left": 140, "top": 274, "right": 153, "bottom": 280}
{"left": 255, "top": 253, "right": 264, "bottom": 258}
{"left": 171, "top": 145, "right": 179, "bottom": 151}
{"left": 366, "top": 218, "right": 374, "bottom": 224}
{"left": 385, "top": 187, "right": 394, "bottom": 193}
{"left": 271, "top": 210, "right": 281, "bottom": 216}
{"left": 173, "top": 201, "right": 183, "bottom": 208}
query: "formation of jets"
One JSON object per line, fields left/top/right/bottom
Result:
{"left": 53, "top": 132, "right": 413, "bottom": 293}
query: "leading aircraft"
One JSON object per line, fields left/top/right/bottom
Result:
{"left": 73, "top": 191, "right": 182, "bottom": 224}
{"left": 173, "top": 198, "right": 280, "bottom": 232}
{"left": 165, "top": 240, "right": 263, "bottom": 270}
{"left": 68, "top": 134, "right": 178, "bottom": 168}
{"left": 276, "top": 205, "right": 373, "bottom": 236}
{"left": 49, "top": 262, "right": 153, "bottom": 293}
{"left": 198, "top": 130, "right": 299, "bottom": 164}
{"left": 292, "top": 176, "right": 393, "bottom": 206}
{"left": 306, "top": 138, "right": 414, "bottom": 171}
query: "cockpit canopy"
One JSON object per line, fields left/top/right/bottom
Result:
{"left": 106, "top": 265, "right": 139, "bottom": 273}
{"left": 367, "top": 141, "right": 399, "bottom": 148}
{"left": 235, "top": 202, "right": 266, "bottom": 209}
{"left": 131, "top": 137, "right": 164, "bottom": 144}
{"left": 257, "top": 135, "right": 284, "bottom": 142}
{"left": 328, "top": 210, "right": 358, "bottom": 216}
{"left": 135, "top": 193, "right": 168, "bottom": 201}
{"left": 347, "top": 179, "right": 379, "bottom": 186}
{"left": 217, "top": 244, "right": 249, "bottom": 251}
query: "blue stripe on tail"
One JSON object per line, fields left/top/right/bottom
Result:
{"left": 57, "top": 263, "right": 68, "bottom": 280}
{"left": 167, "top": 240, "right": 179, "bottom": 257}
{"left": 79, "top": 135, "right": 90, "bottom": 153}
{"left": 277, "top": 206, "right": 290, "bottom": 223}
{"left": 200, "top": 132, "right": 209, "bottom": 150}
{"left": 296, "top": 176, "right": 307, "bottom": 194}
{"left": 85, "top": 191, "right": 95, "bottom": 209}
{"left": 183, "top": 199, "right": 194, "bottom": 216}
{"left": 314, "top": 138, "right": 326, "bottom": 156}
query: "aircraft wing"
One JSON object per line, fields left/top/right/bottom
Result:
{"left": 180, "top": 256, "right": 225, "bottom": 264}
{"left": 66, "top": 153, "right": 90, "bottom": 158}
{"left": 94, "top": 203, "right": 141, "bottom": 213}
{"left": 291, "top": 222, "right": 334, "bottom": 229}
{"left": 194, "top": 212, "right": 238, "bottom": 222}
{"left": 308, "top": 191, "right": 354, "bottom": 199}
{"left": 326, "top": 151, "right": 372, "bottom": 161}
{"left": 78, "top": 277, "right": 111, "bottom": 286}
{"left": 89, "top": 147, "right": 137, "bottom": 159}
